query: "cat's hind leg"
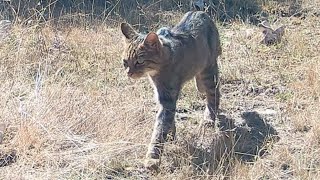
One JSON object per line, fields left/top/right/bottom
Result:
{"left": 196, "top": 62, "right": 220, "bottom": 124}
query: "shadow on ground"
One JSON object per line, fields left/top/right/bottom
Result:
{"left": 233, "top": 112, "right": 279, "bottom": 161}
{"left": 164, "top": 111, "right": 279, "bottom": 175}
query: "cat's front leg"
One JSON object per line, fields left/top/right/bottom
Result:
{"left": 145, "top": 87, "right": 178, "bottom": 169}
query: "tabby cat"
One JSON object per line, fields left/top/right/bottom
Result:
{"left": 120, "top": 11, "right": 221, "bottom": 169}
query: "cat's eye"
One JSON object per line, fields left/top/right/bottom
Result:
{"left": 136, "top": 59, "right": 145, "bottom": 65}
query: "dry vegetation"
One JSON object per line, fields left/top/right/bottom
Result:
{"left": 0, "top": 0, "right": 320, "bottom": 179}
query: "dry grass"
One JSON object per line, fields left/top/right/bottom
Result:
{"left": 0, "top": 0, "right": 320, "bottom": 179}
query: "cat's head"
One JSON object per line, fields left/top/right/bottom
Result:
{"left": 120, "top": 22, "right": 165, "bottom": 79}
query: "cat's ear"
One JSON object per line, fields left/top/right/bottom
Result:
{"left": 143, "top": 32, "right": 161, "bottom": 50}
{"left": 258, "top": 20, "right": 273, "bottom": 35}
{"left": 274, "top": 26, "right": 285, "bottom": 37}
{"left": 121, "top": 22, "right": 138, "bottom": 40}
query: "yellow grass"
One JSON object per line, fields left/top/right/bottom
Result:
{"left": 0, "top": 0, "right": 320, "bottom": 179}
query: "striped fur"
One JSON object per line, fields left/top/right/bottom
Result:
{"left": 120, "top": 11, "right": 221, "bottom": 169}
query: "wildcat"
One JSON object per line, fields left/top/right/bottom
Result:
{"left": 120, "top": 11, "right": 221, "bottom": 169}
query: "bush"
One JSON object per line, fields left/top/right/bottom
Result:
{"left": 0, "top": 0, "right": 299, "bottom": 27}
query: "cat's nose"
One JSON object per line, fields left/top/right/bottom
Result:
{"left": 127, "top": 72, "right": 133, "bottom": 77}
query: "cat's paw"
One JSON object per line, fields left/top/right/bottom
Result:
{"left": 145, "top": 147, "right": 161, "bottom": 171}
{"left": 166, "top": 126, "right": 176, "bottom": 142}
{"left": 144, "top": 157, "right": 160, "bottom": 171}
{"left": 201, "top": 119, "right": 216, "bottom": 128}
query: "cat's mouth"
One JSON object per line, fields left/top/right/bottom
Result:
{"left": 127, "top": 71, "right": 144, "bottom": 79}
{"left": 127, "top": 68, "right": 157, "bottom": 79}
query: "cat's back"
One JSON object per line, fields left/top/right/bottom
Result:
{"left": 172, "top": 11, "right": 214, "bottom": 35}
{"left": 170, "top": 11, "right": 221, "bottom": 56}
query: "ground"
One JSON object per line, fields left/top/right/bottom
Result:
{"left": 0, "top": 0, "right": 320, "bottom": 179}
